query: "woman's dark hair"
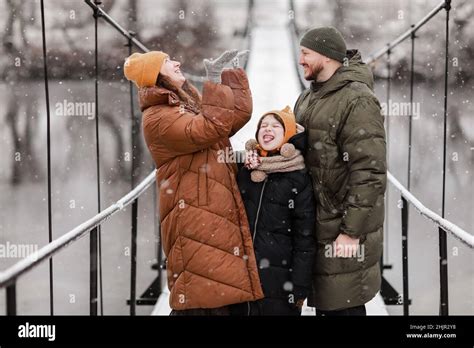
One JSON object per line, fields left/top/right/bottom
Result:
{"left": 255, "top": 113, "right": 285, "bottom": 140}
{"left": 155, "top": 73, "right": 202, "bottom": 114}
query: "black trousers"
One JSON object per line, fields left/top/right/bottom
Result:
{"left": 316, "top": 304, "right": 366, "bottom": 316}
{"left": 229, "top": 298, "right": 301, "bottom": 316}
{"left": 169, "top": 306, "right": 230, "bottom": 316}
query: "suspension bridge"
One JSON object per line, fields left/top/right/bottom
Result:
{"left": 0, "top": 0, "right": 472, "bottom": 317}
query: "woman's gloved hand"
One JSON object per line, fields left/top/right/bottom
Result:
{"left": 227, "top": 50, "right": 250, "bottom": 69}
{"left": 203, "top": 49, "right": 238, "bottom": 83}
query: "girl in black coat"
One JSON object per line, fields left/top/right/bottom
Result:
{"left": 236, "top": 106, "right": 316, "bottom": 316}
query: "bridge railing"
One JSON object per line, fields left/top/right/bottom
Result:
{"left": 0, "top": 0, "right": 254, "bottom": 316}
{"left": 0, "top": 171, "right": 156, "bottom": 312}
{"left": 289, "top": 0, "right": 473, "bottom": 316}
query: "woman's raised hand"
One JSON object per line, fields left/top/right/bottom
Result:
{"left": 203, "top": 49, "right": 238, "bottom": 83}
{"left": 230, "top": 50, "right": 250, "bottom": 69}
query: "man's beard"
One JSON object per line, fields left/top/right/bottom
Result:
{"left": 305, "top": 62, "right": 324, "bottom": 81}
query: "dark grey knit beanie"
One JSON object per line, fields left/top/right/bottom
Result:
{"left": 300, "top": 26, "right": 347, "bottom": 63}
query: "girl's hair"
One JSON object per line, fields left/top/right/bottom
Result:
{"left": 255, "top": 113, "right": 286, "bottom": 140}
{"left": 156, "top": 73, "right": 202, "bottom": 114}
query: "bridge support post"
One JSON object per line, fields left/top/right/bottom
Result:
{"left": 401, "top": 197, "right": 409, "bottom": 316}
{"left": 382, "top": 46, "right": 392, "bottom": 274}
{"left": 127, "top": 32, "right": 139, "bottom": 316}
{"left": 6, "top": 283, "right": 16, "bottom": 316}
{"left": 439, "top": 0, "right": 451, "bottom": 317}
{"left": 40, "top": 0, "right": 54, "bottom": 317}
{"left": 90, "top": 0, "right": 104, "bottom": 316}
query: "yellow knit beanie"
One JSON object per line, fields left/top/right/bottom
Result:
{"left": 124, "top": 51, "right": 169, "bottom": 88}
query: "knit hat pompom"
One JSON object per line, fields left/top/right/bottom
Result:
{"left": 280, "top": 143, "right": 296, "bottom": 158}
{"left": 245, "top": 138, "right": 259, "bottom": 151}
{"left": 251, "top": 170, "right": 267, "bottom": 183}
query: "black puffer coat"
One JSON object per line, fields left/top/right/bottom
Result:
{"left": 237, "top": 131, "right": 316, "bottom": 305}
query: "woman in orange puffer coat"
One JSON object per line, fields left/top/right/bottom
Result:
{"left": 124, "top": 49, "right": 263, "bottom": 315}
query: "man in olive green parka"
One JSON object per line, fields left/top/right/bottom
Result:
{"left": 294, "top": 27, "right": 387, "bottom": 316}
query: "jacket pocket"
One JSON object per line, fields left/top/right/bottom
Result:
{"left": 313, "top": 177, "right": 339, "bottom": 214}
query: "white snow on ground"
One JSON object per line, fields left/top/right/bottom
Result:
{"left": 151, "top": 286, "right": 171, "bottom": 316}
{"left": 151, "top": 0, "right": 388, "bottom": 316}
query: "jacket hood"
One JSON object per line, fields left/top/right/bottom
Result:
{"left": 288, "top": 124, "right": 307, "bottom": 154}
{"left": 312, "top": 49, "right": 374, "bottom": 98}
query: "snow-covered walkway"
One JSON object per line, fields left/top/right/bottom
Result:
{"left": 229, "top": 0, "right": 300, "bottom": 151}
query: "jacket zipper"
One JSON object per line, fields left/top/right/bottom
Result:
{"left": 253, "top": 178, "right": 267, "bottom": 242}
{"left": 248, "top": 178, "right": 267, "bottom": 315}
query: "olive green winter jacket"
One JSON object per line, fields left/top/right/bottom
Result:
{"left": 294, "top": 50, "right": 387, "bottom": 311}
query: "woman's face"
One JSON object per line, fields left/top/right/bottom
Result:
{"left": 160, "top": 58, "right": 185, "bottom": 87}
{"left": 257, "top": 115, "right": 285, "bottom": 151}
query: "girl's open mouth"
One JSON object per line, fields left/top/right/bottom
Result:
{"left": 263, "top": 134, "right": 274, "bottom": 143}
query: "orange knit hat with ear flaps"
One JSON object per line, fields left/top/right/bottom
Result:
{"left": 124, "top": 51, "right": 169, "bottom": 88}
{"left": 256, "top": 106, "right": 297, "bottom": 157}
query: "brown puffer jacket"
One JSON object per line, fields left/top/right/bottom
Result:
{"left": 140, "top": 69, "right": 264, "bottom": 310}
